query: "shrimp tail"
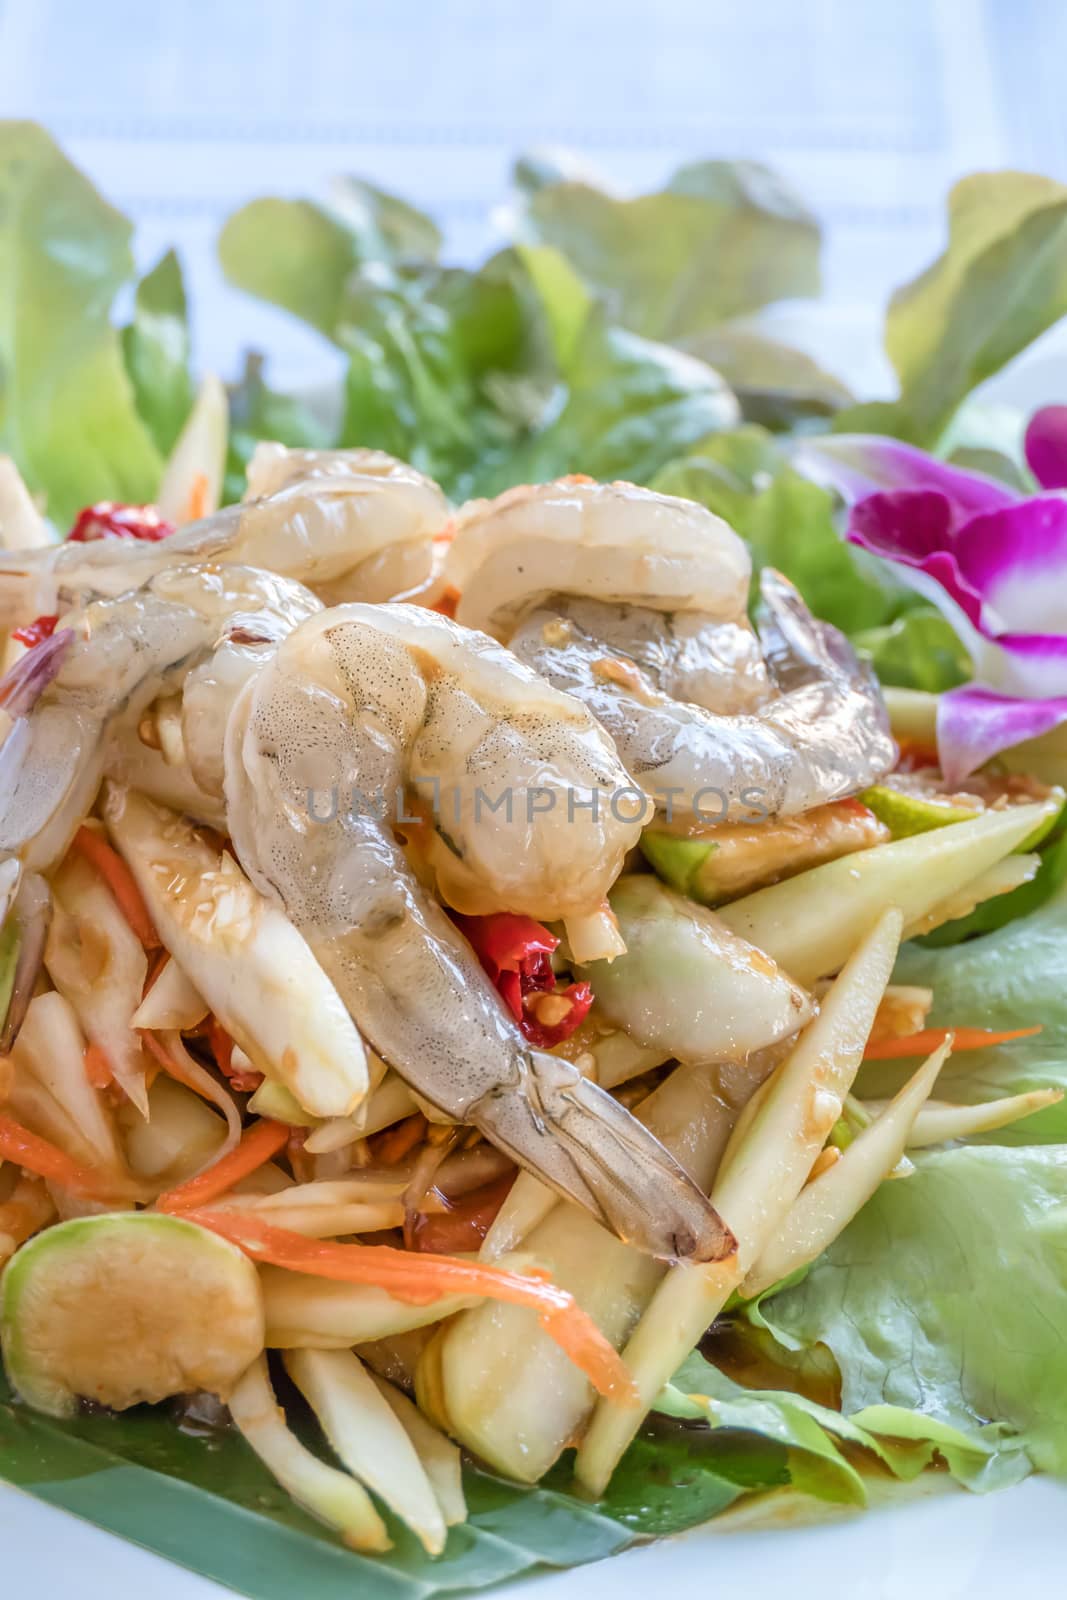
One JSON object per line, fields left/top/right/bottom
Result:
{"left": 460, "top": 1052, "right": 736, "bottom": 1265}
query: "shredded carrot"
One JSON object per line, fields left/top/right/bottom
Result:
{"left": 157, "top": 1120, "right": 289, "bottom": 1213}
{"left": 185, "top": 1208, "right": 635, "bottom": 1400}
{"left": 83, "top": 1042, "right": 113, "bottom": 1090}
{"left": 864, "top": 1025, "right": 1042, "bottom": 1060}
{"left": 71, "top": 825, "right": 160, "bottom": 949}
{"left": 185, "top": 472, "right": 209, "bottom": 523}
{"left": 0, "top": 1113, "right": 130, "bottom": 1201}
{"left": 371, "top": 1113, "right": 427, "bottom": 1166}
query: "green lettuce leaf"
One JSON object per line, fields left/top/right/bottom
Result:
{"left": 755, "top": 1143, "right": 1067, "bottom": 1477}
{"left": 863, "top": 882, "right": 1067, "bottom": 1140}
{"left": 338, "top": 257, "right": 543, "bottom": 493}
{"left": 219, "top": 180, "right": 443, "bottom": 348}
{"left": 219, "top": 198, "right": 361, "bottom": 338}
{"left": 516, "top": 159, "right": 820, "bottom": 341}
{"left": 474, "top": 308, "right": 739, "bottom": 494}
{"left": 224, "top": 352, "right": 333, "bottom": 503}
{"left": 121, "top": 249, "right": 195, "bottom": 457}
{"left": 680, "top": 327, "right": 852, "bottom": 430}
{"left": 853, "top": 607, "right": 972, "bottom": 692}
{"left": 658, "top": 1352, "right": 1001, "bottom": 1495}
{"left": 0, "top": 121, "right": 162, "bottom": 524}
{"left": 838, "top": 173, "right": 1067, "bottom": 445}
{"left": 656, "top": 437, "right": 907, "bottom": 634}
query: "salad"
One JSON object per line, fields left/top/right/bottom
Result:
{"left": 2, "top": 121, "right": 1067, "bottom": 1595}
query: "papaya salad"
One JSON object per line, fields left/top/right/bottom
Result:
{"left": 0, "top": 430, "right": 1060, "bottom": 1555}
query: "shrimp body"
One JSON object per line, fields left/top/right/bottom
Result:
{"left": 222, "top": 603, "right": 733, "bottom": 1262}
{"left": 0, "top": 565, "right": 320, "bottom": 870}
{"left": 513, "top": 571, "right": 896, "bottom": 820}
{"left": 445, "top": 479, "right": 895, "bottom": 819}
{"left": 445, "top": 478, "right": 752, "bottom": 640}
{"left": 0, "top": 447, "right": 449, "bottom": 629}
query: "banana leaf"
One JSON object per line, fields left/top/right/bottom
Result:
{"left": 0, "top": 1367, "right": 752, "bottom": 1597}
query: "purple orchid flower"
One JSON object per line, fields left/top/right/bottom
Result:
{"left": 793, "top": 429, "right": 1067, "bottom": 783}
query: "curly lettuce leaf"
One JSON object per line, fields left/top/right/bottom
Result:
{"left": 681, "top": 327, "right": 852, "bottom": 430}
{"left": 475, "top": 308, "right": 739, "bottom": 494}
{"left": 861, "top": 881, "right": 1067, "bottom": 1139}
{"left": 657, "top": 435, "right": 907, "bottom": 634}
{"left": 224, "top": 352, "right": 332, "bottom": 502}
{"left": 516, "top": 159, "right": 820, "bottom": 341}
{"left": 853, "top": 607, "right": 972, "bottom": 693}
{"left": 658, "top": 1352, "right": 1002, "bottom": 1496}
{"left": 121, "top": 249, "right": 194, "bottom": 457}
{"left": 0, "top": 121, "right": 162, "bottom": 524}
{"left": 756, "top": 1143, "right": 1067, "bottom": 1477}
{"left": 339, "top": 257, "right": 542, "bottom": 491}
{"left": 837, "top": 173, "right": 1067, "bottom": 446}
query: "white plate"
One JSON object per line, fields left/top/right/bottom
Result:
{"left": 2, "top": 1472, "right": 1064, "bottom": 1598}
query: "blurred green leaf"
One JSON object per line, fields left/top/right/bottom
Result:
{"left": 475, "top": 309, "right": 740, "bottom": 494}
{"left": 861, "top": 173, "right": 1067, "bottom": 445}
{"left": 329, "top": 177, "right": 442, "bottom": 264}
{"left": 0, "top": 120, "right": 162, "bottom": 523}
{"left": 121, "top": 249, "right": 195, "bottom": 456}
{"left": 682, "top": 327, "right": 852, "bottom": 429}
{"left": 516, "top": 158, "right": 820, "bottom": 341}
{"left": 219, "top": 198, "right": 359, "bottom": 338}
{"left": 854, "top": 607, "right": 972, "bottom": 693}
{"left": 339, "top": 258, "right": 542, "bottom": 492}
{"left": 224, "top": 351, "right": 333, "bottom": 502}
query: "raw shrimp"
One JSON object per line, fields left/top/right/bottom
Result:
{"left": 444, "top": 478, "right": 894, "bottom": 818}
{"left": 445, "top": 477, "right": 753, "bottom": 640}
{"left": 0, "top": 564, "right": 320, "bottom": 871}
{"left": 222, "top": 603, "right": 734, "bottom": 1262}
{"left": 0, "top": 446, "right": 449, "bottom": 630}
{"left": 512, "top": 571, "right": 896, "bottom": 820}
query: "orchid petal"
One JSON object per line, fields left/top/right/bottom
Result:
{"left": 794, "top": 434, "right": 1019, "bottom": 523}
{"left": 1024, "top": 405, "right": 1067, "bottom": 490}
{"left": 848, "top": 492, "right": 986, "bottom": 629}
{"left": 953, "top": 497, "right": 1067, "bottom": 634}
{"left": 938, "top": 684, "right": 1067, "bottom": 784}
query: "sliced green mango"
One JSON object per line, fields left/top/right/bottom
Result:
{"left": 581, "top": 875, "right": 812, "bottom": 1064}
{"left": 641, "top": 802, "right": 887, "bottom": 905}
{"left": 638, "top": 832, "right": 715, "bottom": 898}
{"left": 718, "top": 800, "right": 1056, "bottom": 986}
{"left": 0, "top": 1213, "right": 263, "bottom": 1417}
{"left": 861, "top": 784, "right": 980, "bottom": 838}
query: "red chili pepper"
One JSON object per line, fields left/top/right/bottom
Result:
{"left": 68, "top": 502, "right": 174, "bottom": 544}
{"left": 11, "top": 614, "right": 59, "bottom": 648}
{"left": 452, "top": 911, "right": 594, "bottom": 1048}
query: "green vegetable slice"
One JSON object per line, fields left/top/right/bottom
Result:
{"left": 1, "top": 1213, "right": 263, "bottom": 1418}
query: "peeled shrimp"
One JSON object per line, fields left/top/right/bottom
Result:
{"left": 0, "top": 564, "right": 319, "bottom": 870}
{"left": 445, "top": 477, "right": 752, "bottom": 640}
{"left": 512, "top": 570, "right": 896, "bottom": 819}
{"left": 446, "top": 478, "right": 895, "bottom": 818}
{"left": 0, "top": 446, "right": 449, "bottom": 630}
{"left": 222, "top": 603, "right": 733, "bottom": 1262}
